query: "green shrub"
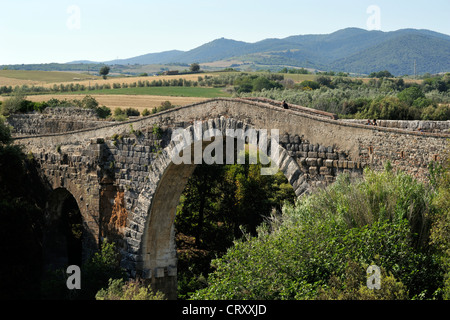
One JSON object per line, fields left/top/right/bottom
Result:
{"left": 80, "top": 241, "right": 127, "bottom": 299}
{"left": 0, "top": 92, "right": 27, "bottom": 116}
{"left": 124, "top": 107, "right": 140, "bottom": 117}
{"left": 96, "top": 105, "right": 112, "bottom": 119}
{"left": 192, "top": 169, "right": 444, "bottom": 300}
{"left": 95, "top": 278, "right": 165, "bottom": 300}
{"left": 81, "top": 95, "right": 99, "bottom": 109}
{"left": 141, "top": 108, "right": 150, "bottom": 116}
{"left": 316, "top": 260, "right": 409, "bottom": 300}
{"left": 429, "top": 153, "right": 450, "bottom": 299}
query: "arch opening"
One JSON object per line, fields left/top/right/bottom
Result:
{"left": 175, "top": 157, "right": 296, "bottom": 299}
{"left": 43, "top": 188, "right": 83, "bottom": 272}
{"left": 138, "top": 127, "right": 301, "bottom": 299}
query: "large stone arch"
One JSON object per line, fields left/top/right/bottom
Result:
{"left": 122, "top": 117, "right": 307, "bottom": 298}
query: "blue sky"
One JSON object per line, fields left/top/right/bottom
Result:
{"left": 1, "top": 0, "right": 449, "bottom": 64}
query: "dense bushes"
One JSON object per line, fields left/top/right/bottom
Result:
{"left": 95, "top": 278, "right": 165, "bottom": 300}
{"left": 192, "top": 167, "right": 448, "bottom": 300}
{"left": 234, "top": 75, "right": 283, "bottom": 93}
{"left": 238, "top": 78, "right": 450, "bottom": 120}
{"left": 2, "top": 71, "right": 449, "bottom": 120}
{"left": 429, "top": 155, "right": 450, "bottom": 299}
{"left": 112, "top": 106, "right": 140, "bottom": 121}
{"left": 0, "top": 94, "right": 113, "bottom": 119}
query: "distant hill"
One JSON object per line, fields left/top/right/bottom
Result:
{"left": 104, "top": 50, "right": 185, "bottom": 65}
{"left": 99, "top": 28, "right": 450, "bottom": 75}
{"left": 330, "top": 31, "right": 450, "bottom": 75}
{"left": 4, "top": 28, "right": 450, "bottom": 76}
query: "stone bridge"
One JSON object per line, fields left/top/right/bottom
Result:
{"left": 12, "top": 98, "right": 449, "bottom": 299}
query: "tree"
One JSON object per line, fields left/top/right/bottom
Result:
{"left": 190, "top": 63, "right": 200, "bottom": 73}
{"left": 0, "top": 116, "right": 12, "bottom": 145}
{"left": 99, "top": 66, "right": 110, "bottom": 79}
{"left": 397, "top": 86, "right": 425, "bottom": 106}
{"left": 369, "top": 70, "right": 394, "bottom": 78}
{"left": 0, "top": 91, "right": 27, "bottom": 116}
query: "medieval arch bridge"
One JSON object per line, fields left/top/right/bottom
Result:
{"left": 13, "top": 98, "right": 449, "bottom": 299}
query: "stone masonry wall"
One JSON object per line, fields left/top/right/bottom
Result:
{"left": 6, "top": 108, "right": 113, "bottom": 137}
{"left": 279, "top": 133, "right": 365, "bottom": 191}
{"left": 341, "top": 119, "right": 450, "bottom": 133}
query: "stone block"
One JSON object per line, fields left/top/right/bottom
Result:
{"left": 338, "top": 160, "right": 348, "bottom": 168}
{"left": 306, "top": 158, "right": 318, "bottom": 166}
{"left": 317, "top": 158, "right": 323, "bottom": 167}
{"left": 280, "top": 134, "right": 290, "bottom": 144}
{"left": 289, "top": 135, "right": 296, "bottom": 144}
{"left": 167, "top": 266, "right": 177, "bottom": 277}
{"left": 325, "top": 159, "right": 334, "bottom": 168}
{"left": 309, "top": 166, "right": 318, "bottom": 176}
{"left": 297, "top": 157, "right": 306, "bottom": 166}
{"left": 299, "top": 151, "right": 308, "bottom": 158}
{"left": 308, "top": 151, "right": 318, "bottom": 158}
{"left": 326, "top": 153, "right": 338, "bottom": 160}
{"left": 320, "top": 167, "right": 331, "bottom": 175}
{"left": 155, "top": 268, "right": 165, "bottom": 278}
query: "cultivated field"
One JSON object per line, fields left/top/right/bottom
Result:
{"left": 41, "top": 73, "right": 213, "bottom": 90}
{"left": 0, "top": 94, "right": 209, "bottom": 113}
{"left": 0, "top": 70, "right": 100, "bottom": 86}
{"left": 0, "top": 71, "right": 229, "bottom": 110}
{"left": 0, "top": 70, "right": 426, "bottom": 113}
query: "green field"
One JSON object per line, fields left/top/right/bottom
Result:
{"left": 65, "top": 86, "right": 232, "bottom": 98}
{"left": 0, "top": 70, "right": 99, "bottom": 83}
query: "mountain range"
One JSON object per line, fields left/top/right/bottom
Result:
{"left": 69, "top": 28, "right": 450, "bottom": 76}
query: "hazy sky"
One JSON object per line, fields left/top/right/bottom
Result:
{"left": 1, "top": 0, "right": 449, "bottom": 65}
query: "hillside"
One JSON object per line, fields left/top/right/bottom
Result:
{"left": 101, "top": 28, "right": 450, "bottom": 75}
{"left": 330, "top": 32, "right": 450, "bottom": 75}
